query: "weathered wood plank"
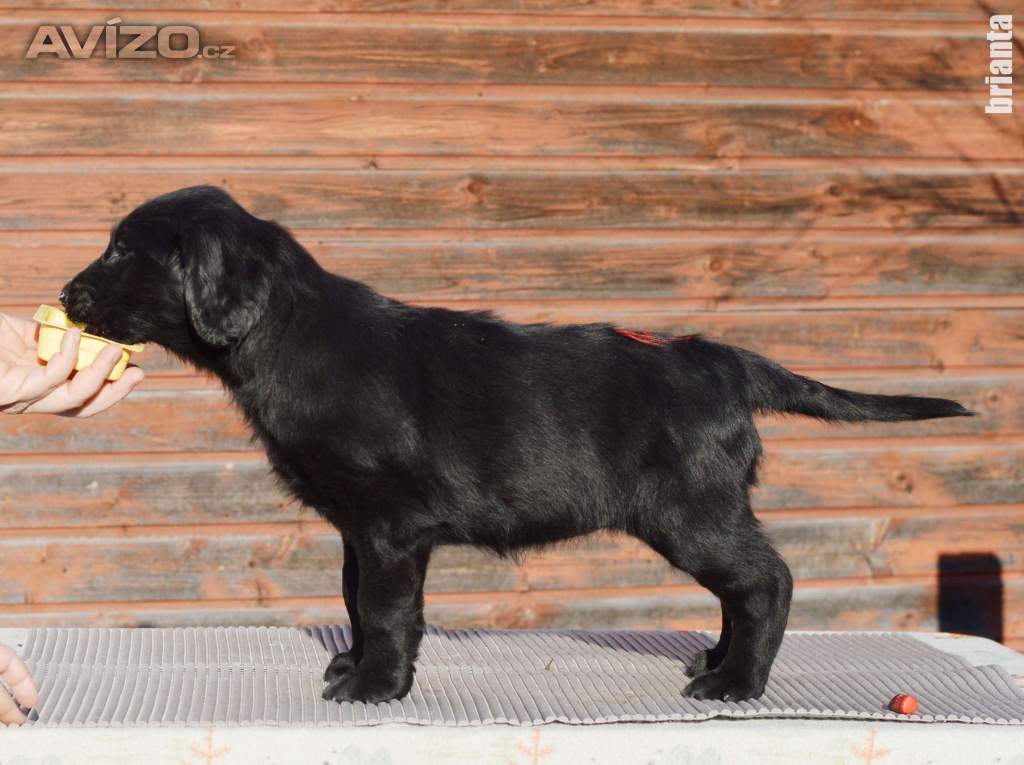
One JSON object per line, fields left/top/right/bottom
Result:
{"left": 0, "top": 372, "right": 1018, "bottom": 454}
{"left": 0, "top": 531, "right": 508, "bottom": 604}
{"left": 0, "top": 456, "right": 289, "bottom": 529}
{"left": 756, "top": 444, "right": 1023, "bottom": 511}
{"left": 533, "top": 576, "right": 1022, "bottom": 637}
{"left": 1, "top": 231, "right": 1021, "bottom": 306}
{"left": 0, "top": 14, "right": 989, "bottom": 90}
{"left": 521, "top": 510, "right": 1024, "bottom": 588}
{"left": 3, "top": 579, "right": 1018, "bottom": 642}
{"left": 1, "top": 166, "right": 1021, "bottom": 230}
{"left": 0, "top": 576, "right": 1019, "bottom": 646}
{"left": 494, "top": 306, "right": 1024, "bottom": 369}
{"left": 0, "top": 388, "right": 250, "bottom": 453}
{"left": 0, "top": 1, "right": 995, "bottom": 21}
{"left": 2, "top": 88, "right": 1020, "bottom": 160}
{"left": 2, "top": 508, "right": 1023, "bottom": 605}
{"left": 32, "top": 306, "right": 1016, "bottom": 375}
{"left": 0, "top": 441, "right": 1019, "bottom": 529}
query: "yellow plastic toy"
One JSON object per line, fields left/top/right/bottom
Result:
{"left": 32, "top": 304, "right": 144, "bottom": 381}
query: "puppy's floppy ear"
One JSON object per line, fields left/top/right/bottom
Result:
{"left": 180, "top": 217, "right": 274, "bottom": 347}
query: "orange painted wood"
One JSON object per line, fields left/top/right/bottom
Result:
{"left": 0, "top": 371, "right": 1018, "bottom": 454}
{"left": 0, "top": 1, "right": 1019, "bottom": 637}
{"left": 0, "top": 455, "right": 287, "bottom": 530}
{"left": 25, "top": 306, "right": 1015, "bottom": 374}
{"left": 0, "top": 13, "right": 988, "bottom": 90}
{"left": 2, "top": 578, "right": 1019, "bottom": 641}
{"left": 1, "top": 165, "right": 1021, "bottom": 231}
{"left": 0, "top": 1, "right": 996, "bottom": 21}
{"left": 1, "top": 231, "right": 1022, "bottom": 306}
{"left": 487, "top": 305, "right": 1024, "bottom": 369}
{"left": 520, "top": 509, "right": 1024, "bottom": 588}
{"left": 0, "top": 442, "right": 1019, "bottom": 530}
{"left": 2, "top": 87, "right": 1021, "bottom": 160}
{"left": 0, "top": 388, "right": 252, "bottom": 454}
{"left": 0, "top": 531, "right": 507, "bottom": 604}
{"left": 0, "top": 570, "right": 1021, "bottom": 645}
{"left": 752, "top": 442, "right": 1023, "bottom": 511}
{"left": 2, "top": 509, "right": 1024, "bottom": 604}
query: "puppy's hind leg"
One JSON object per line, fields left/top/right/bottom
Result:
{"left": 640, "top": 500, "right": 792, "bottom": 702}
{"left": 324, "top": 538, "right": 364, "bottom": 682}
{"left": 322, "top": 532, "right": 432, "bottom": 704}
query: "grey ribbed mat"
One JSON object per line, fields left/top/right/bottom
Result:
{"left": 18, "top": 626, "right": 1024, "bottom": 727}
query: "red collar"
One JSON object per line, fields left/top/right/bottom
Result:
{"left": 614, "top": 328, "right": 696, "bottom": 346}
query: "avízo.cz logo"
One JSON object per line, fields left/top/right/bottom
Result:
{"left": 25, "top": 17, "right": 234, "bottom": 59}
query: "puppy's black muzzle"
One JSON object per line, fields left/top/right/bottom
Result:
{"left": 59, "top": 280, "right": 96, "bottom": 326}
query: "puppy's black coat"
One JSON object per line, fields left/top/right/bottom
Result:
{"left": 61, "top": 186, "right": 971, "bottom": 703}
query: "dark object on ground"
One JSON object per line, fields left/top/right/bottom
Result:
{"left": 939, "top": 553, "right": 1004, "bottom": 644}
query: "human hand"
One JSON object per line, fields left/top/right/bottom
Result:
{"left": 0, "top": 644, "right": 38, "bottom": 725}
{"left": 0, "top": 312, "right": 144, "bottom": 417}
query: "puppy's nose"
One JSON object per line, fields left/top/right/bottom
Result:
{"left": 59, "top": 283, "right": 93, "bottom": 323}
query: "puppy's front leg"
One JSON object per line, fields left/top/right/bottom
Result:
{"left": 322, "top": 534, "right": 431, "bottom": 704}
{"left": 324, "top": 538, "right": 364, "bottom": 683}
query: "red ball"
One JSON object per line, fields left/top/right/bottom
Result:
{"left": 889, "top": 693, "right": 918, "bottom": 715}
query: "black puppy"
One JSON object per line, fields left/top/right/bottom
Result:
{"left": 61, "top": 186, "right": 970, "bottom": 704}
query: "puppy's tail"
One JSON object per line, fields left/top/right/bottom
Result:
{"left": 733, "top": 346, "right": 973, "bottom": 422}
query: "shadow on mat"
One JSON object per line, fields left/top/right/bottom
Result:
{"left": 300, "top": 623, "right": 715, "bottom": 668}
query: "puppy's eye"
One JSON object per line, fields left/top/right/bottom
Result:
{"left": 104, "top": 243, "right": 132, "bottom": 263}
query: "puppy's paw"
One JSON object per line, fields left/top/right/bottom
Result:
{"left": 682, "top": 669, "right": 765, "bottom": 702}
{"left": 686, "top": 647, "right": 726, "bottom": 677}
{"left": 322, "top": 668, "right": 412, "bottom": 705}
{"left": 323, "top": 651, "right": 358, "bottom": 683}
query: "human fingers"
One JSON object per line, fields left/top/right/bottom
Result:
{"left": 22, "top": 343, "right": 122, "bottom": 415}
{"left": 60, "top": 343, "right": 124, "bottom": 407}
{"left": 0, "top": 645, "right": 37, "bottom": 725}
{"left": 0, "top": 312, "right": 35, "bottom": 348}
{"left": 12, "top": 327, "right": 81, "bottom": 404}
{"left": 8, "top": 313, "right": 41, "bottom": 347}
{"left": 67, "top": 364, "right": 145, "bottom": 418}
{"left": 20, "top": 315, "right": 39, "bottom": 346}
{"left": 0, "top": 687, "right": 26, "bottom": 725}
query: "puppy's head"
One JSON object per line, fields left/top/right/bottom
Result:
{"left": 61, "top": 185, "right": 278, "bottom": 352}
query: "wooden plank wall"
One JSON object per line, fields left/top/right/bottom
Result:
{"left": 0, "top": 2, "right": 1021, "bottom": 647}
